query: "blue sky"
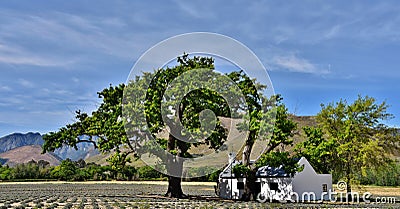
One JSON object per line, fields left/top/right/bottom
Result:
{"left": 0, "top": 1, "right": 399, "bottom": 137}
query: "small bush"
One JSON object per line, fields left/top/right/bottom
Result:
{"left": 137, "top": 166, "right": 161, "bottom": 180}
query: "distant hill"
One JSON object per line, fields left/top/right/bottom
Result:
{"left": 288, "top": 115, "right": 317, "bottom": 145}
{"left": 1, "top": 116, "right": 397, "bottom": 167}
{"left": 0, "top": 132, "right": 99, "bottom": 162}
{"left": 0, "top": 145, "right": 62, "bottom": 166}
{"left": 55, "top": 142, "right": 99, "bottom": 161}
{"left": 0, "top": 132, "right": 43, "bottom": 153}
{"left": 289, "top": 115, "right": 317, "bottom": 128}
{"left": 2, "top": 116, "right": 316, "bottom": 166}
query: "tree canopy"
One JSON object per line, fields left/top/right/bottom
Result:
{"left": 43, "top": 54, "right": 277, "bottom": 198}
{"left": 295, "top": 95, "right": 400, "bottom": 193}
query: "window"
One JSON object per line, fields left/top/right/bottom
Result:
{"left": 269, "top": 182, "right": 279, "bottom": 191}
{"left": 322, "top": 184, "right": 328, "bottom": 192}
{"left": 237, "top": 182, "right": 245, "bottom": 190}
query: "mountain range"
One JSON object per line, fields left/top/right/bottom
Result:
{"left": 0, "top": 132, "right": 43, "bottom": 153}
{"left": 0, "top": 132, "right": 98, "bottom": 166}
{"left": 0, "top": 145, "right": 62, "bottom": 167}
{"left": 0, "top": 116, "right": 322, "bottom": 167}
{"left": 0, "top": 115, "right": 397, "bottom": 166}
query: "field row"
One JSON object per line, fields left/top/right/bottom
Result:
{"left": 0, "top": 183, "right": 398, "bottom": 209}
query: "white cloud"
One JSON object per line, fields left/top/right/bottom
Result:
{"left": 18, "top": 79, "right": 35, "bottom": 88}
{"left": 271, "top": 54, "right": 330, "bottom": 75}
{"left": 173, "top": 0, "right": 216, "bottom": 19}
{"left": 224, "top": 2, "right": 400, "bottom": 45}
{"left": 0, "top": 95, "right": 25, "bottom": 107}
{"left": 72, "top": 77, "right": 80, "bottom": 83}
{"left": 0, "top": 53, "right": 76, "bottom": 66}
{"left": 0, "top": 110, "right": 69, "bottom": 127}
{"left": 0, "top": 38, "right": 78, "bottom": 67}
{"left": 0, "top": 10, "right": 143, "bottom": 67}
{"left": 0, "top": 85, "right": 11, "bottom": 92}
{"left": 0, "top": 1, "right": 399, "bottom": 136}
{"left": 324, "top": 24, "right": 342, "bottom": 40}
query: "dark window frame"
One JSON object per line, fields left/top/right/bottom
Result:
{"left": 322, "top": 184, "right": 328, "bottom": 192}
{"left": 237, "top": 181, "right": 245, "bottom": 190}
{"left": 269, "top": 182, "right": 279, "bottom": 191}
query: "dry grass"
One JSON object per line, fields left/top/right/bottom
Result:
{"left": 352, "top": 185, "right": 400, "bottom": 197}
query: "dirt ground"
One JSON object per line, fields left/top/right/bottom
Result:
{"left": 0, "top": 181, "right": 398, "bottom": 208}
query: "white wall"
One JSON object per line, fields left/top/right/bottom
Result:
{"left": 258, "top": 177, "right": 293, "bottom": 201}
{"left": 218, "top": 177, "right": 246, "bottom": 199}
{"left": 292, "top": 157, "right": 332, "bottom": 201}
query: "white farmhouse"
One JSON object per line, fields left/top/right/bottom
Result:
{"left": 218, "top": 155, "right": 332, "bottom": 202}
{"left": 256, "top": 157, "right": 332, "bottom": 202}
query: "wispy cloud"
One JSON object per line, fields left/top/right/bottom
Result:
{"left": 18, "top": 79, "right": 34, "bottom": 88}
{"left": 0, "top": 1, "right": 399, "bottom": 136}
{"left": 0, "top": 42, "right": 76, "bottom": 66}
{"left": 0, "top": 85, "right": 11, "bottom": 92}
{"left": 221, "top": 1, "right": 400, "bottom": 45}
{"left": 0, "top": 9, "right": 145, "bottom": 67}
{"left": 173, "top": 0, "right": 216, "bottom": 19}
{"left": 271, "top": 54, "right": 330, "bottom": 75}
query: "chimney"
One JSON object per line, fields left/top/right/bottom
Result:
{"left": 228, "top": 152, "right": 235, "bottom": 164}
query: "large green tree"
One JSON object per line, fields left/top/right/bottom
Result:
{"left": 43, "top": 55, "right": 272, "bottom": 198}
{"left": 296, "top": 95, "right": 399, "bottom": 193}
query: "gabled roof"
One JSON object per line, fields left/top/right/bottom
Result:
{"left": 297, "top": 157, "right": 317, "bottom": 175}
{"left": 219, "top": 159, "right": 241, "bottom": 178}
{"left": 256, "top": 157, "right": 309, "bottom": 178}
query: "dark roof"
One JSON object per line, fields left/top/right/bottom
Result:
{"left": 256, "top": 165, "right": 290, "bottom": 177}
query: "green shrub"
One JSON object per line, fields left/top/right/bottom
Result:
{"left": 232, "top": 164, "right": 250, "bottom": 177}
{"left": 137, "top": 166, "right": 161, "bottom": 179}
{"left": 358, "top": 161, "right": 400, "bottom": 186}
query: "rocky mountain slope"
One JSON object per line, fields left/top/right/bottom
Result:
{"left": 0, "top": 132, "right": 98, "bottom": 164}
{"left": 0, "top": 132, "right": 43, "bottom": 153}
{"left": 0, "top": 145, "right": 62, "bottom": 166}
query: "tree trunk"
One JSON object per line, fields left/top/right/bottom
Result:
{"left": 346, "top": 178, "right": 353, "bottom": 201}
{"left": 164, "top": 129, "right": 187, "bottom": 198}
{"left": 346, "top": 179, "right": 352, "bottom": 193}
{"left": 242, "top": 169, "right": 257, "bottom": 201}
{"left": 242, "top": 132, "right": 256, "bottom": 201}
{"left": 346, "top": 163, "right": 352, "bottom": 200}
{"left": 164, "top": 154, "right": 186, "bottom": 198}
{"left": 242, "top": 144, "right": 251, "bottom": 166}
{"left": 165, "top": 175, "right": 185, "bottom": 198}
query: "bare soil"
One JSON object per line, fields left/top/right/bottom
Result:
{"left": 0, "top": 181, "right": 398, "bottom": 208}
